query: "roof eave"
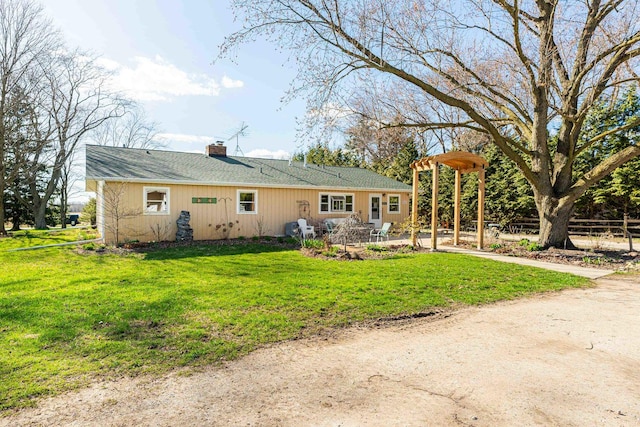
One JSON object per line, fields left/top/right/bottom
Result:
{"left": 84, "top": 176, "right": 412, "bottom": 192}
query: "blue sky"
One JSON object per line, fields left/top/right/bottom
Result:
{"left": 44, "top": 0, "right": 306, "bottom": 159}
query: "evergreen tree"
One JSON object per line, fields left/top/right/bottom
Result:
{"left": 81, "top": 198, "right": 97, "bottom": 226}
{"left": 383, "top": 140, "right": 420, "bottom": 185}
{"left": 574, "top": 87, "right": 640, "bottom": 219}
{"left": 293, "top": 142, "right": 360, "bottom": 167}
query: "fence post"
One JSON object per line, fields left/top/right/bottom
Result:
{"left": 623, "top": 213, "right": 633, "bottom": 252}
{"left": 623, "top": 213, "right": 628, "bottom": 234}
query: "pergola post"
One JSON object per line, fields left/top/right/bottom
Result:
{"left": 431, "top": 162, "right": 439, "bottom": 251}
{"left": 477, "top": 166, "right": 486, "bottom": 250}
{"left": 454, "top": 169, "right": 461, "bottom": 246}
{"left": 409, "top": 152, "right": 487, "bottom": 251}
{"left": 411, "top": 166, "right": 420, "bottom": 247}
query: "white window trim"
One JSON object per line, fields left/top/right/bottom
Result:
{"left": 318, "top": 192, "right": 355, "bottom": 214}
{"left": 237, "top": 189, "right": 258, "bottom": 214}
{"left": 143, "top": 186, "right": 170, "bottom": 215}
{"left": 387, "top": 194, "right": 401, "bottom": 214}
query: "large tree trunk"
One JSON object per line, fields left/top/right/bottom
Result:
{"left": 535, "top": 193, "right": 575, "bottom": 249}
{"left": 0, "top": 197, "right": 6, "bottom": 236}
{"left": 33, "top": 202, "right": 48, "bottom": 229}
{"left": 60, "top": 182, "right": 67, "bottom": 230}
{"left": 31, "top": 190, "right": 49, "bottom": 230}
{"left": 0, "top": 173, "right": 6, "bottom": 236}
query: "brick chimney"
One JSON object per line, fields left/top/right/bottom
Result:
{"left": 206, "top": 141, "right": 227, "bottom": 157}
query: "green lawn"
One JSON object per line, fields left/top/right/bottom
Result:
{"left": 0, "top": 231, "right": 589, "bottom": 412}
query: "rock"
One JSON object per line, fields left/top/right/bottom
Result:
{"left": 176, "top": 210, "right": 193, "bottom": 241}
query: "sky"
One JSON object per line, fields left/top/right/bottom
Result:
{"left": 43, "top": 0, "right": 307, "bottom": 160}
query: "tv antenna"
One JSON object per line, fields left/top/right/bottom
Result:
{"left": 228, "top": 122, "right": 248, "bottom": 156}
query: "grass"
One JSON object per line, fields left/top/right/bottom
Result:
{"left": 2, "top": 228, "right": 100, "bottom": 250}
{"left": 0, "top": 230, "right": 589, "bottom": 412}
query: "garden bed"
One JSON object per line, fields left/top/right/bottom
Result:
{"left": 445, "top": 238, "right": 640, "bottom": 271}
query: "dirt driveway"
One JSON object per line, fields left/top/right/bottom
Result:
{"left": 3, "top": 274, "right": 640, "bottom": 427}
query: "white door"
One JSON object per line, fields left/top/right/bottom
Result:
{"left": 369, "top": 194, "right": 382, "bottom": 229}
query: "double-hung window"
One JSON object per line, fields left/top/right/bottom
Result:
{"left": 237, "top": 190, "right": 257, "bottom": 214}
{"left": 387, "top": 194, "right": 400, "bottom": 213}
{"left": 144, "top": 187, "right": 170, "bottom": 215}
{"left": 319, "top": 193, "right": 354, "bottom": 213}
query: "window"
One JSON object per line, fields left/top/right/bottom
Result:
{"left": 388, "top": 194, "right": 400, "bottom": 213}
{"left": 332, "top": 195, "right": 345, "bottom": 211}
{"left": 238, "top": 190, "right": 257, "bottom": 214}
{"left": 319, "top": 193, "right": 354, "bottom": 213}
{"left": 144, "top": 187, "right": 169, "bottom": 215}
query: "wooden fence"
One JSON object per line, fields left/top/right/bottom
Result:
{"left": 504, "top": 215, "right": 640, "bottom": 238}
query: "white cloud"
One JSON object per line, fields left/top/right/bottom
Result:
{"left": 221, "top": 75, "right": 244, "bottom": 89}
{"left": 245, "top": 149, "right": 291, "bottom": 160}
{"left": 99, "top": 55, "right": 244, "bottom": 101}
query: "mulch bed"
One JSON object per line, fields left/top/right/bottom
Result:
{"left": 446, "top": 238, "right": 640, "bottom": 272}
{"left": 75, "top": 237, "right": 640, "bottom": 272}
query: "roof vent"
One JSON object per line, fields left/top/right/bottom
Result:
{"left": 206, "top": 143, "right": 227, "bottom": 157}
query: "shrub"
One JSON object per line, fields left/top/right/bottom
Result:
{"left": 519, "top": 238, "right": 530, "bottom": 247}
{"left": 301, "top": 239, "right": 324, "bottom": 249}
{"left": 82, "top": 242, "right": 96, "bottom": 251}
{"left": 81, "top": 198, "right": 97, "bottom": 226}
{"left": 489, "top": 243, "right": 503, "bottom": 250}
{"left": 321, "top": 246, "right": 339, "bottom": 257}
{"left": 366, "top": 244, "right": 388, "bottom": 252}
{"left": 527, "top": 242, "right": 543, "bottom": 251}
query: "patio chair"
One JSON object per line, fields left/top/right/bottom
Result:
{"left": 297, "top": 218, "right": 316, "bottom": 239}
{"left": 324, "top": 220, "right": 337, "bottom": 241}
{"left": 369, "top": 222, "right": 391, "bottom": 243}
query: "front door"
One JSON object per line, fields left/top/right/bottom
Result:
{"left": 369, "top": 194, "right": 382, "bottom": 229}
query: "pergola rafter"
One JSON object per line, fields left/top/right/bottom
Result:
{"left": 410, "top": 152, "right": 488, "bottom": 250}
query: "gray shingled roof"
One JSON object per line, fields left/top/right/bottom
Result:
{"left": 85, "top": 145, "right": 412, "bottom": 191}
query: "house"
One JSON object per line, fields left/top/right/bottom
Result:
{"left": 85, "top": 144, "right": 412, "bottom": 244}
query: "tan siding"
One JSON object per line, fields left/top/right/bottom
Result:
{"left": 98, "top": 181, "right": 411, "bottom": 244}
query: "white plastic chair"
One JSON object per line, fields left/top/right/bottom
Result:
{"left": 370, "top": 222, "right": 391, "bottom": 243}
{"left": 297, "top": 218, "right": 316, "bottom": 239}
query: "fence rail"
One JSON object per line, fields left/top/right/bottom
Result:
{"left": 503, "top": 216, "right": 640, "bottom": 238}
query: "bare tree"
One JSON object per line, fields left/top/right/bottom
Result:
{"left": 59, "top": 146, "right": 84, "bottom": 228}
{"left": 58, "top": 105, "right": 159, "bottom": 228}
{"left": 16, "top": 49, "right": 127, "bottom": 229}
{"left": 92, "top": 105, "right": 161, "bottom": 149}
{"left": 0, "top": 0, "right": 60, "bottom": 235}
{"left": 222, "top": 0, "right": 640, "bottom": 248}
{"left": 102, "top": 182, "right": 140, "bottom": 244}
{"left": 344, "top": 115, "right": 423, "bottom": 168}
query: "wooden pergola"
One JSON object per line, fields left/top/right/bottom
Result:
{"left": 410, "top": 152, "right": 489, "bottom": 250}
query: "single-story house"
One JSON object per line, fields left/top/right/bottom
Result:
{"left": 85, "top": 143, "right": 412, "bottom": 244}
